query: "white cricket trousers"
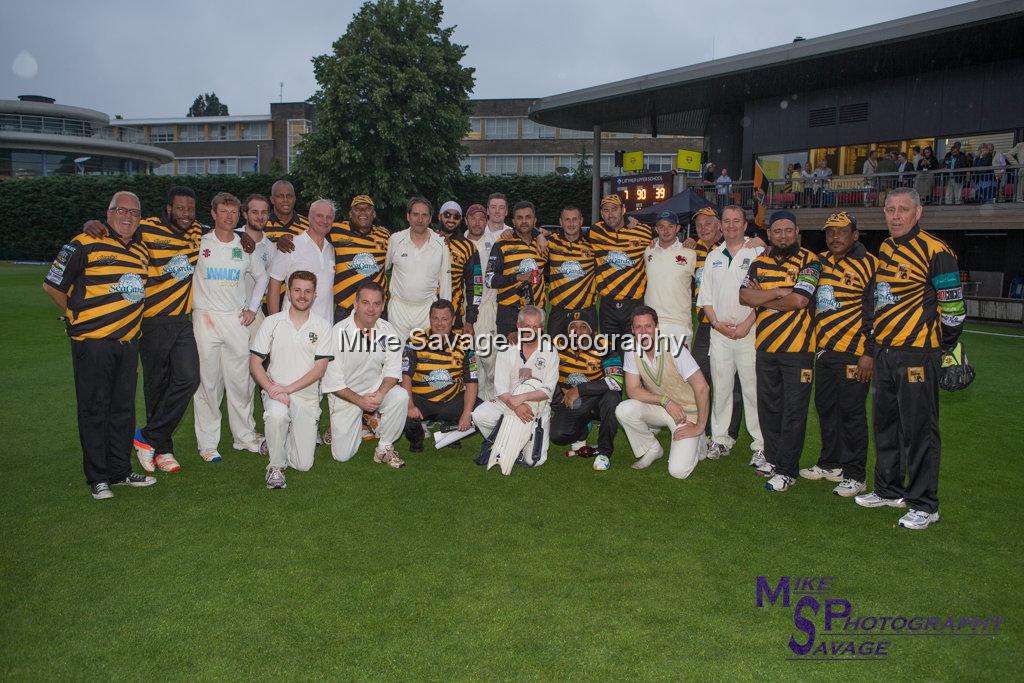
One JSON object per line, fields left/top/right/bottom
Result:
{"left": 193, "top": 310, "right": 259, "bottom": 452}
{"left": 659, "top": 322, "right": 691, "bottom": 354}
{"left": 615, "top": 399, "right": 702, "bottom": 479}
{"left": 326, "top": 385, "right": 408, "bottom": 462}
{"left": 472, "top": 399, "right": 552, "bottom": 467}
{"left": 709, "top": 328, "right": 763, "bottom": 451}
{"left": 387, "top": 296, "right": 432, "bottom": 343}
{"left": 263, "top": 393, "right": 320, "bottom": 471}
{"left": 474, "top": 300, "right": 498, "bottom": 401}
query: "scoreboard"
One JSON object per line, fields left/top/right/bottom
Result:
{"left": 613, "top": 172, "right": 674, "bottom": 212}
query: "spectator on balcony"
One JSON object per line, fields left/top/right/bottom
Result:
{"left": 861, "top": 151, "right": 878, "bottom": 206}
{"left": 877, "top": 151, "right": 896, "bottom": 194}
{"left": 910, "top": 145, "right": 923, "bottom": 168}
{"left": 715, "top": 168, "right": 732, "bottom": 208}
{"left": 942, "top": 142, "right": 969, "bottom": 205}
{"left": 914, "top": 146, "right": 940, "bottom": 204}
{"left": 896, "top": 152, "right": 915, "bottom": 188}
{"left": 812, "top": 159, "right": 833, "bottom": 207}
{"left": 992, "top": 143, "right": 1010, "bottom": 197}
{"left": 973, "top": 143, "right": 995, "bottom": 204}
{"left": 703, "top": 162, "right": 716, "bottom": 184}
{"left": 783, "top": 164, "right": 795, "bottom": 193}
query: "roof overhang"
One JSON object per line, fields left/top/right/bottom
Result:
{"left": 113, "top": 115, "right": 271, "bottom": 127}
{"left": 529, "top": 0, "right": 1024, "bottom": 135}
{"left": 0, "top": 132, "right": 174, "bottom": 164}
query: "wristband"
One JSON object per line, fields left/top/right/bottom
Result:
{"left": 659, "top": 396, "right": 670, "bottom": 408}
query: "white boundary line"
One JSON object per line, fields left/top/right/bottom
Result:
{"left": 963, "top": 329, "right": 1024, "bottom": 339}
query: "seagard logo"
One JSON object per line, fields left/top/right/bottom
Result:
{"left": 875, "top": 281, "right": 899, "bottom": 308}
{"left": 558, "top": 260, "right": 585, "bottom": 281}
{"left": 694, "top": 265, "right": 704, "bottom": 288}
{"left": 109, "top": 272, "right": 145, "bottom": 303}
{"left": 605, "top": 250, "right": 634, "bottom": 270}
{"left": 350, "top": 252, "right": 381, "bottom": 277}
{"left": 517, "top": 258, "right": 539, "bottom": 274}
{"left": 567, "top": 372, "right": 588, "bottom": 387}
{"left": 425, "top": 368, "right": 454, "bottom": 390}
{"left": 756, "top": 575, "right": 1005, "bottom": 662}
{"left": 816, "top": 284, "right": 840, "bottom": 313}
{"left": 163, "top": 254, "right": 194, "bottom": 281}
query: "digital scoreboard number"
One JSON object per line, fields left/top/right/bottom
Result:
{"left": 614, "top": 172, "right": 674, "bottom": 212}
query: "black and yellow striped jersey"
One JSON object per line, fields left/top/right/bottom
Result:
{"left": 264, "top": 212, "right": 309, "bottom": 242}
{"left": 485, "top": 236, "right": 547, "bottom": 308}
{"left": 588, "top": 220, "right": 653, "bottom": 301}
{"left": 403, "top": 329, "right": 477, "bottom": 403}
{"left": 742, "top": 247, "right": 821, "bottom": 353}
{"left": 448, "top": 234, "right": 475, "bottom": 319}
{"left": 873, "top": 225, "right": 964, "bottom": 351}
{"left": 328, "top": 220, "right": 390, "bottom": 311}
{"left": 44, "top": 231, "right": 149, "bottom": 341}
{"left": 557, "top": 347, "right": 624, "bottom": 393}
{"left": 137, "top": 215, "right": 202, "bottom": 317}
{"left": 546, "top": 233, "right": 596, "bottom": 310}
{"left": 693, "top": 238, "right": 722, "bottom": 324}
{"left": 814, "top": 243, "right": 879, "bottom": 356}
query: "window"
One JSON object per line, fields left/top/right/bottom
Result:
{"left": 600, "top": 154, "right": 617, "bottom": 176}
{"left": 755, "top": 152, "right": 809, "bottom": 180}
{"left": 646, "top": 154, "right": 676, "bottom": 172}
{"left": 287, "top": 119, "right": 312, "bottom": 171}
{"left": 935, "top": 131, "right": 1015, "bottom": 158}
{"left": 179, "top": 124, "right": 204, "bottom": 142}
{"left": 464, "top": 118, "right": 482, "bottom": 140}
{"left": 211, "top": 123, "right": 236, "bottom": 141}
{"left": 240, "top": 122, "right": 268, "bottom": 140}
{"left": 208, "top": 158, "right": 237, "bottom": 175}
{"left": 150, "top": 125, "right": 174, "bottom": 143}
{"left": 177, "top": 159, "right": 205, "bottom": 175}
{"left": 521, "top": 155, "right": 556, "bottom": 176}
{"left": 485, "top": 155, "right": 518, "bottom": 176}
{"left": 559, "top": 128, "right": 592, "bottom": 139}
{"left": 521, "top": 119, "right": 556, "bottom": 139}
{"left": 153, "top": 161, "right": 175, "bottom": 176}
{"left": 484, "top": 117, "right": 518, "bottom": 140}
{"left": 238, "top": 157, "right": 258, "bottom": 175}
{"left": 461, "top": 155, "right": 483, "bottom": 174}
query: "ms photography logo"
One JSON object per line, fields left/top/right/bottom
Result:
{"left": 755, "top": 576, "right": 1005, "bottom": 662}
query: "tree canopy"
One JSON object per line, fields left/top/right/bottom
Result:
{"left": 187, "top": 93, "right": 229, "bottom": 117}
{"left": 294, "top": 0, "right": 475, "bottom": 228}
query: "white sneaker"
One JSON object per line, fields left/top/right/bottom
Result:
{"left": 755, "top": 460, "right": 775, "bottom": 478}
{"left": 593, "top": 454, "right": 610, "bottom": 471}
{"left": 749, "top": 450, "right": 767, "bottom": 469}
{"left": 833, "top": 479, "right": 867, "bottom": 497}
{"left": 631, "top": 445, "right": 663, "bottom": 470}
{"left": 765, "top": 474, "right": 795, "bottom": 492}
{"left": 898, "top": 509, "right": 939, "bottom": 530}
{"left": 799, "top": 465, "right": 844, "bottom": 482}
{"left": 854, "top": 491, "right": 907, "bottom": 508}
{"left": 705, "top": 441, "right": 729, "bottom": 460}
{"left": 199, "top": 449, "right": 222, "bottom": 463}
{"left": 266, "top": 466, "right": 287, "bottom": 489}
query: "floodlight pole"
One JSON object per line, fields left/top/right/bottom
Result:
{"left": 591, "top": 124, "right": 601, "bottom": 225}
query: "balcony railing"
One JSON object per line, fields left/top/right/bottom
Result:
{"left": 690, "top": 165, "right": 1024, "bottom": 210}
{"left": 0, "top": 114, "right": 146, "bottom": 144}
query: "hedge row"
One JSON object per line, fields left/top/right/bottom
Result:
{"left": 0, "top": 173, "right": 594, "bottom": 262}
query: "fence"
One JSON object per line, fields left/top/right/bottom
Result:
{"left": 689, "top": 164, "right": 1023, "bottom": 211}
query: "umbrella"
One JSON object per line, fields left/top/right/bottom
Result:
{"left": 628, "top": 189, "right": 716, "bottom": 228}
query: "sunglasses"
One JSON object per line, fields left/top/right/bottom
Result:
{"left": 441, "top": 212, "right": 461, "bottom": 219}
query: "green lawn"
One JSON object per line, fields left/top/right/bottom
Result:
{"left": 1, "top": 262, "right": 1020, "bottom": 680}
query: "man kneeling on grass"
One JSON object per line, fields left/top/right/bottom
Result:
{"left": 615, "top": 305, "right": 710, "bottom": 479}
{"left": 250, "top": 271, "right": 332, "bottom": 489}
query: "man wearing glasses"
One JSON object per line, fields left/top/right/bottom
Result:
{"left": 44, "top": 192, "right": 156, "bottom": 499}
{"left": 435, "top": 201, "right": 481, "bottom": 332}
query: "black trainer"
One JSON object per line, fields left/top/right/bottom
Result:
{"left": 90, "top": 482, "right": 113, "bottom": 500}
{"left": 113, "top": 472, "right": 157, "bottom": 487}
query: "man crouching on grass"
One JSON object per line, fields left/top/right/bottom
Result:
{"left": 615, "top": 306, "right": 710, "bottom": 479}
{"left": 250, "top": 271, "right": 332, "bottom": 489}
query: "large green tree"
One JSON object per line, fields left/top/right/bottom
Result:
{"left": 187, "top": 93, "right": 229, "bottom": 117}
{"left": 295, "top": 0, "right": 475, "bottom": 228}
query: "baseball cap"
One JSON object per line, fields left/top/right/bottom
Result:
{"left": 465, "top": 204, "right": 485, "bottom": 218}
{"left": 350, "top": 195, "right": 374, "bottom": 208}
{"left": 823, "top": 211, "right": 857, "bottom": 230}
{"left": 600, "top": 194, "right": 623, "bottom": 207}
{"left": 655, "top": 211, "right": 679, "bottom": 225}
{"left": 693, "top": 206, "right": 719, "bottom": 220}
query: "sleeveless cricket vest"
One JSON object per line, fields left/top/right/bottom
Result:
{"left": 632, "top": 351, "right": 697, "bottom": 413}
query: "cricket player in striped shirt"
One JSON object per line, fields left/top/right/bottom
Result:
{"left": 545, "top": 205, "right": 597, "bottom": 338}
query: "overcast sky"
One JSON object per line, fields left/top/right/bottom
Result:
{"left": 1, "top": 0, "right": 966, "bottom": 119}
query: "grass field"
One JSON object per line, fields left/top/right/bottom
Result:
{"left": 1, "top": 262, "right": 1020, "bottom": 680}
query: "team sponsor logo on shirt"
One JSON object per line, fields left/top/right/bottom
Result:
{"left": 558, "top": 260, "right": 585, "bottom": 280}
{"left": 567, "top": 372, "right": 588, "bottom": 387}
{"left": 231, "top": 247, "right": 243, "bottom": 261}
{"left": 425, "top": 368, "right": 454, "bottom": 390}
{"left": 309, "top": 332, "right": 319, "bottom": 344}
{"left": 46, "top": 243, "right": 77, "bottom": 284}
{"left": 350, "top": 252, "right": 381, "bottom": 277}
{"left": 109, "top": 272, "right": 145, "bottom": 303}
{"left": 205, "top": 268, "right": 241, "bottom": 282}
{"left": 517, "top": 257, "right": 539, "bottom": 274}
{"left": 874, "top": 281, "right": 899, "bottom": 308}
{"left": 675, "top": 254, "right": 688, "bottom": 265}
{"left": 604, "top": 250, "right": 634, "bottom": 270}
{"left": 694, "top": 266, "right": 704, "bottom": 288}
{"left": 816, "top": 284, "right": 840, "bottom": 312}
{"left": 163, "top": 254, "right": 194, "bottom": 281}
